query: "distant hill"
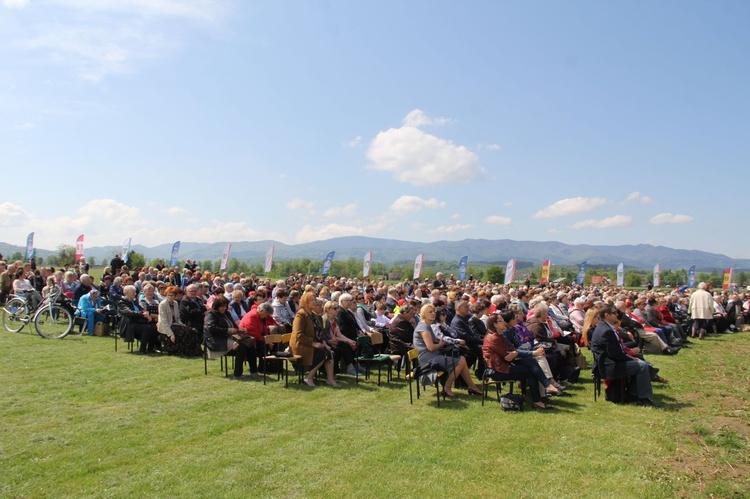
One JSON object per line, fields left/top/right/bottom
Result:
{"left": 3, "top": 237, "right": 748, "bottom": 270}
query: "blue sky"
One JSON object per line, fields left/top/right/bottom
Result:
{"left": 2, "top": 0, "right": 749, "bottom": 258}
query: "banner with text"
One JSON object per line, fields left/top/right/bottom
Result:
{"left": 722, "top": 268, "right": 733, "bottom": 290}
{"left": 653, "top": 263, "right": 661, "bottom": 287}
{"left": 363, "top": 251, "right": 372, "bottom": 278}
{"left": 616, "top": 262, "right": 624, "bottom": 286}
{"left": 122, "top": 238, "right": 132, "bottom": 263}
{"left": 540, "top": 259, "right": 551, "bottom": 284}
{"left": 170, "top": 241, "right": 180, "bottom": 267}
{"left": 458, "top": 256, "right": 468, "bottom": 281}
{"left": 413, "top": 253, "right": 425, "bottom": 280}
{"left": 322, "top": 251, "right": 335, "bottom": 275}
{"left": 264, "top": 246, "right": 275, "bottom": 273}
{"left": 220, "top": 243, "right": 232, "bottom": 271}
{"left": 25, "top": 232, "right": 34, "bottom": 260}
{"left": 577, "top": 261, "right": 587, "bottom": 285}
{"left": 75, "top": 234, "right": 85, "bottom": 261}
{"left": 504, "top": 259, "right": 516, "bottom": 285}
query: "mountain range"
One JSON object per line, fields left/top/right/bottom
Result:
{"left": 2, "top": 237, "right": 748, "bottom": 270}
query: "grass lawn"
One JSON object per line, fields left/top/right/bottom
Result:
{"left": 1, "top": 328, "right": 748, "bottom": 498}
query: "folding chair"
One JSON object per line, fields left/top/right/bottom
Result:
{"left": 262, "top": 333, "right": 301, "bottom": 388}
{"left": 406, "top": 348, "right": 446, "bottom": 407}
{"left": 354, "top": 334, "right": 394, "bottom": 386}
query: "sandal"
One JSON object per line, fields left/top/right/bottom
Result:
{"left": 467, "top": 388, "right": 483, "bottom": 396}
{"left": 326, "top": 381, "right": 341, "bottom": 387}
{"left": 302, "top": 378, "right": 315, "bottom": 388}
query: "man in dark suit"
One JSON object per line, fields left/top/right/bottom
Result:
{"left": 591, "top": 305, "right": 656, "bottom": 406}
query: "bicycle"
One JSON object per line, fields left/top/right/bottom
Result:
{"left": 2, "top": 286, "right": 74, "bottom": 339}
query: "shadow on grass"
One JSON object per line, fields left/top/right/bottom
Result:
{"left": 655, "top": 395, "right": 694, "bottom": 412}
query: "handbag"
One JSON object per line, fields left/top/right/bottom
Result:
{"left": 234, "top": 332, "right": 255, "bottom": 348}
{"left": 499, "top": 393, "right": 524, "bottom": 411}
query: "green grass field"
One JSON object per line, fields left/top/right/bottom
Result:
{"left": 1, "top": 327, "right": 748, "bottom": 498}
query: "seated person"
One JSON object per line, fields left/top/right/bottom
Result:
{"left": 72, "top": 274, "right": 93, "bottom": 306}
{"left": 387, "top": 303, "right": 417, "bottom": 357}
{"left": 203, "top": 296, "right": 253, "bottom": 380}
{"left": 290, "top": 291, "right": 336, "bottom": 388}
{"left": 229, "top": 289, "right": 250, "bottom": 324}
{"left": 590, "top": 305, "right": 657, "bottom": 406}
{"left": 500, "top": 310, "right": 565, "bottom": 394}
{"left": 76, "top": 289, "right": 105, "bottom": 336}
{"left": 483, "top": 313, "right": 559, "bottom": 410}
{"left": 449, "top": 299, "right": 484, "bottom": 372}
{"left": 374, "top": 302, "right": 392, "bottom": 327}
{"left": 238, "top": 302, "right": 278, "bottom": 376}
{"left": 415, "top": 304, "right": 481, "bottom": 398}
{"left": 271, "top": 289, "right": 295, "bottom": 333}
{"left": 157, "top": 286, "right": 201, "bottom": 357}
{"left": 321, "top": 300, "right": 360, "bottom": 375}
{"left": 12, "top": 268, "right": 43, "bottom": 310}
{"left": 117, "top": 285, "right": 159, "bottom": 354}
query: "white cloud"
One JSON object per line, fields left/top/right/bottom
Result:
{"left": 402, "top": 109, "right": 452, "bottom": 127}
{"left": 77, "top": 199, "right": 142, "bottom": 226}
{"left": 2, "top": 0, "right": 29, "bottom": 8}
{"left": 570, "top": 215, "right": 633, "bottom": 229}
{"left": 294, "top": 223, "right": 365, "bottom": 244}
{"left": 323, "top": 203, "right": 357, "bottom": 218}
{"left": 286, "top": 198, "right": 316, "bottom": 211}
{"left": 451, "top": 213, "right": 460, "bottom": 220}
{"left": 8, "top": 0, "right": 230, "bottom": 82}
{"left": 0, "top": 202, "right": 32, "bottom": 227}
{"left": 179, "top": 221, "right": 265, "bottom": 242}
{"left": 343, "top": 136, "right": 362, "bottom": 148}
{"left": 485, "top": 215, "right": 513, "bottom": 226}
{"left": 167, "top": 206, "right": 187, "bottom": 216}
{"left": 533, "top": 197, "right": 606, "bottom": 218}
{"left": 623, "top": 191, "right": 653, "bottom": 205}
{"left": 367, "top": 111, "right": 484, "bottom": 186}
{"left": 486, "top": 144, "right": 501, "bottom": 151}
{"left": 389, "top": 195, "right": 445, "bottom": 212}
{"left": 649, "top": 213, "right": 694, "bottom": 225}
{"left": 434, "top": 224, "right": 471, "bottom": 233}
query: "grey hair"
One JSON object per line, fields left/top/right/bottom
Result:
{"left": 257, "top": 302, "right": 273, "bottom": 315}
{"left": 338, "top": 293, "right": 353, "bottom": 306}
{"left": 186, "top": 284, "right": 197, "bottom": 292}
{"left": 143, "top": 283, "right": 154, "bottom": 292}
{"left": 698, "top": 282, "right": 708, "bottom": 290}
{"left": 123, "top": 285, "right": 136, "bottom": 295}
{"left": 532, "top": 301, "right": 549, "bottom": 316}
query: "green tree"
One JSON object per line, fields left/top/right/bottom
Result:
{"left": 126, "top": 251, "right": 146, "bottom": 269}
{"left": 57, "top": 244, "right": 76, "bottom": 267}
{"left": 484, "top": 265, "right": 505, "bottom": 284}
{"left": 10, "top": 251, "right": 23, "bottom": 262}
{"left": 201, "top": 260, "right": 214, "bottom": 273}
{"left": 626, "top": 272, "right": 643, "bottom": 288}
{"left": 88, "top": 256, "right": 96, "bottom": 266}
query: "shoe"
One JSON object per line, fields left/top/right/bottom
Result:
{"left": 546, "top": 385, "right": 563, "bottom": 396}
{"left": 346, "top": 365, "right": 358, "bottom": 376}
{"left": 533, "top": 401, "right": 554, "bottom": 410}
{"left": 636, "top": 398, "right": 659, "bottom": 407}
{"left": 249, "top": 372, "right": 261, "bottom": 378}
{"left": 662, "top": 347, "right": 679, "bottom": 355}
{"left": 440, "top": 390, "right": 457, "bottom": 399}
{"left": 683, "top": 339, "right": 693, "bottom": 344}
{"left": 135, "top": 351, "right": 147, "bottom": 355}
{"left": 231, "top": 375, "right": 250, "bottom": 381}
{"left": 652, "top": 375, "right": 669, "bottom": 383}
{"left": 325, "top": 381, "right": 341, "bottom": 387}
{"left": 147, "top": 349, "right": 161, "bottom": 354}
{"left": 467, "top": 388, "right": 483, "bottom": 396}
{"left": 302, "top": 378, "right": 315, "bottom": 388}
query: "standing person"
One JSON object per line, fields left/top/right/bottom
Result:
{"left": 110, "top": 254, "right": 125, "bottom": 275}
{"left": 689, "top": 283, "right": 715, "bottom": 339}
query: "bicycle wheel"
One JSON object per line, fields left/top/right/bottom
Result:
{"left": 34, "top": 305, "right": 73, "bottom": 339}
{"left": 3, "top": 298, "right": 28, "bottom": 333}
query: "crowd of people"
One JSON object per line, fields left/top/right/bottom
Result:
{"left": 2, "top": 256, "right": 748, "bottom": 409}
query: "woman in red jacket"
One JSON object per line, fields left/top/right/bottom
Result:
{"left": 483, "top": 312, "right": 559, "bottom": 410}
